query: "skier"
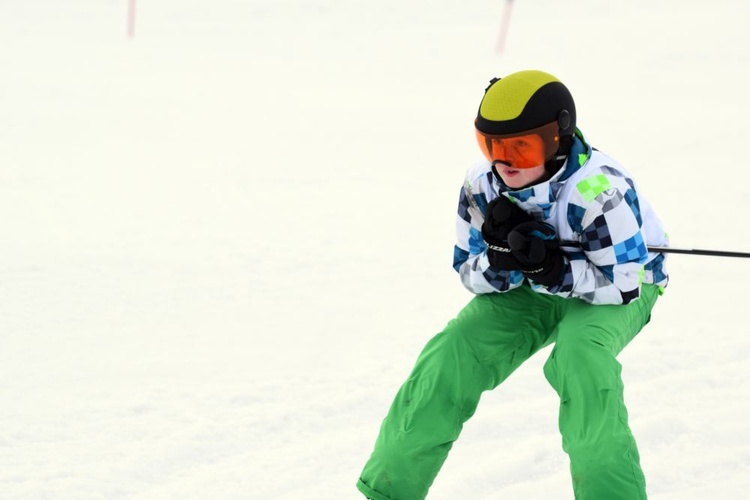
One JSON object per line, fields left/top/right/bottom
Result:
{"left": 356, "top": 69, "right": 669, "bottom": 500}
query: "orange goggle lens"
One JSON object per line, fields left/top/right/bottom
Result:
{"left": 475, "top": 121, "right": 560, "bottom": 169}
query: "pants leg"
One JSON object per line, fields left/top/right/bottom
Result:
{"left": 357, "top": 286, "right": 562, "bottom": 500}
{"left": 543, "top": 285, "right": 659, "bottom": 500}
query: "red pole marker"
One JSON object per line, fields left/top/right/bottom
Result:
{"left": 496, "top": 0, "right": 514, "bottom": 54}
{"left": 127, "top": 0, "right": 136, "bottom": 39}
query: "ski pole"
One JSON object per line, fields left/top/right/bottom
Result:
{"left": 559, "top": 241, "right": 750, "bottom": 259}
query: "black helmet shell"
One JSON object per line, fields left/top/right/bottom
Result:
{"left": 475, "top": 70, "right": 576, "bottom": 137}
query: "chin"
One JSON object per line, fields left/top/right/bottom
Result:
{"left": 502, "top": 177, "right": 527, "bottom": 189}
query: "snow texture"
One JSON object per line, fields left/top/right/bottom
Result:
{"left": 1, "top": 0, "right": 749, "bottom": 498}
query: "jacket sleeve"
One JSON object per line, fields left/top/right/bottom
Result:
{"left": 539, "top": 173, "right": 648, "bottom": 305}
{"left": 453, "top": 181, "right": 525, "bottom": 295}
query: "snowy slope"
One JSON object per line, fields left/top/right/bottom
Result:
{"left": 1, "top": 0, "right": 749, "bottom": 498}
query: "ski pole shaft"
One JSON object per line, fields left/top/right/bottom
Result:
{"left": 558, "top": 241, "right": 750, "bottom": 259}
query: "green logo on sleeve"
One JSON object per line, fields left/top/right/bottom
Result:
{"left": 576, "top": 174, "right": 612, "bottom": 202}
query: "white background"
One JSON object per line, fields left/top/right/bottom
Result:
{"left": 1, "top": 0, "right": 749, "bottom": 498}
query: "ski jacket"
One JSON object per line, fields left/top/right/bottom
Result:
{"left": 453, "top": 131, "right": 669, "bottom": 305}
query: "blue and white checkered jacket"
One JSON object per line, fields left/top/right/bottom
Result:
{"left": 453, "top": 132, "right": 669, "bottom": 305}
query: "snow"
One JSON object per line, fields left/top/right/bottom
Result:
{"left": 1, "top": 0, "right": 749, "bottom": 498}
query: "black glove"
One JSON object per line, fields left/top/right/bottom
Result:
{"left": 481, "top": 196, "right": 532, "bottom": 270}
{"left": 507, "top": 221, "right": 566, "bottom": 287}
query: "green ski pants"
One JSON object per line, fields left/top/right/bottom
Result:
{"left": 357, "top": 284, "right": 660, "bottom": 500}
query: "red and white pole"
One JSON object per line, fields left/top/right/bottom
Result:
{"left": 496, "top": 0, "right": 514, "bottom": 54}
{"left": 127, "top": 0, "right": 136, "bottom": 39}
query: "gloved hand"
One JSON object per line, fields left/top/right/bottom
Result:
{"left": 481, "top": 195, "right": 532, "bottom": 270}
{"left": 507, "top": 221, "right": 566, "bottom": 287}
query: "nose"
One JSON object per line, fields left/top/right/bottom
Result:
{"left": 492, "top": 139, "right": 520, "bottom": 163}
{"left": 492, "top": 159, "right": 512, "bottom": 168}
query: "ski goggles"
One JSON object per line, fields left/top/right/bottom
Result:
{"left": 475, "top": 120, "right": 560, "bottom": 169}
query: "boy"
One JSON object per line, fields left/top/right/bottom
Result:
{"left": 357, "top": 69, "right": 669, "bottom": 500}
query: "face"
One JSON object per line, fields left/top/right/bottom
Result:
{"left": 475, "top": 124, "right": 558, "bottom": 189}
{"left": 480, "top": 133, "right": 549, "bottom": 188}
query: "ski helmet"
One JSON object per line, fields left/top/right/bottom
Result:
{"left": 475, "top": 70, "right": 576, "bottom": 168}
